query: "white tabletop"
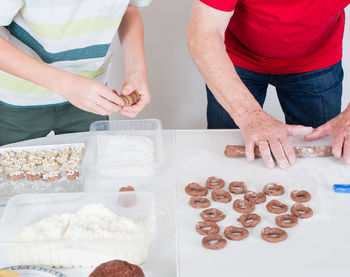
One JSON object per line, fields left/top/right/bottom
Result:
{"left": 2, "top": 130, "right": 350, "bottom": 277}
{"left": 176, "top": 130, "right": 350, "bottom": 277}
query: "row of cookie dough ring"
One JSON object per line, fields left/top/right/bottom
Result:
{"left": 187, "top": 177, "right": 286, "bottom": 196}
{"left": 185, "top": 179, "right": 313, "bottom": 245}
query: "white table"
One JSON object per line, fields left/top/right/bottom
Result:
{"left": 2, "top": 130, "right": 350, "bottom": 277}
{"left": 176, "top": 130, "right": 350, "bottom": 277}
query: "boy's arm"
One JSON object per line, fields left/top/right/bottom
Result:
{"left": 0, "top": 27, "right": 124, "bottom": 115}
{"left": 118, "top": 5, "right": 150, "bottom": 118}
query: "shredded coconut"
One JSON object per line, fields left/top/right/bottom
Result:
{"left": 96, "top": 134, "right": 156, "bottom": 177}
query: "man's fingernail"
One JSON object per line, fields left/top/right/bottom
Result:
{"left": 280, "top": 161, "right": 289, "bottom": 169}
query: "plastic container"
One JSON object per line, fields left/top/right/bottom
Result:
{"left": 0, "top": 143, "right": 85, "bottom": 205}
{"left": 0, "top": 192, "right": 156, "bottom": 268}
{"left": 83, "top": 119, "right": 163, "bottom": 179}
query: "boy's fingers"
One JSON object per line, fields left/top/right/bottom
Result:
{"left": 99, "top": 88, "right": 124, "bottom": 106}
{"left": 121, "top": 84, "right": 135, "bottom": 96}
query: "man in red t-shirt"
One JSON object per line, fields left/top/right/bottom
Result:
{"left": 187, "top": 0, "right": 350, "bottom": 168}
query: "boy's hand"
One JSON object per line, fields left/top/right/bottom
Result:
{"left": 120, "top": 70, "right": 150, "bottom": 118}
{"left": 58, "top": 74, "right": 124, "bottom": 115}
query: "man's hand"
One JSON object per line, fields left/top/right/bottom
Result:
{"left": 240, "top": 110, "right": 313, "bottom": 169}
{"left": 58, "top": 74, "right": 124, "bottom": 116}
{"left": 120, "top": 70, "right": 150, "bottom": 118}
{"left": 305, "top": 104, "right": 350, "bottom": 164}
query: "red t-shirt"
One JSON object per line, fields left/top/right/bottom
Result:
{"left": 200, "top": 0, "right": 350, "bottom": 74}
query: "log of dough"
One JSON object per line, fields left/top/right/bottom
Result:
{"left": 224, "top": 145, "right": 332, "bottom": 158}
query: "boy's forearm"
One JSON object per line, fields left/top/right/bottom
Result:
{"left": 118, "top": 5, "right": 146, "bottom": 74}
{"left": 0, "top": 29, "right": 69, "bottom": 93}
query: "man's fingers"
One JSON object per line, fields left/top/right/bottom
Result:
{"left": 99, "top": 88, "right": 125, "bottom": 106}
{"left": 304, "top": 123, "right": 330, "bottom": 140}
{"left": 245, "top": 140, "right": 255, "bottom": 162}
{"left": 269, "top": 139, "right": 289, "bottom": 169}
{"left": 332, "top": 135, "right": 344, "bottom": 159}
{"left": 279, "top": 136, "right": 296, "bottom": 165}
{"left": 343, "top": 135, "right": 350, "bottom": 164}
{"left": 258, "top": 141, "right": 275, "bottom": 168}
{"left": 286, "top": 125, "right": 313, "bottom": 136}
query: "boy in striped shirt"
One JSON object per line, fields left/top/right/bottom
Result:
{"left": 0, "top": 0, "right": 151, "bottom": 145}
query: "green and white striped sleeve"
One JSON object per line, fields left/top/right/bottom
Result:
{"left": 130, "top": 0, "right": 152, "bottom": 7}
{"left": 0, "top": 0, "right": 24, "bottom": 26}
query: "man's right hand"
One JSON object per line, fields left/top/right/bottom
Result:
{"left": 239, "top": 110, "right": 313, "bottom": 169}
{"left": 58, "top": 74, "right": 125, "bottom": 116}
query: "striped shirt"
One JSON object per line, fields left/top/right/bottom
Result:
{"left": 0, "top": 0, "right": 151, "bottom": 107}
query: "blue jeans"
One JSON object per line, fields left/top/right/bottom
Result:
{"left": 207, "top": 61, "right": 344, "bottom": 129}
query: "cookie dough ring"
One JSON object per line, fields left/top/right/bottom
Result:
{"left": 290, "top": 190, "right": 311, "bottom": 203}
{"left": 233, "top": 199, "right": 255, "bottom": 213}
{"left": 202, "top": 234, "right": 227, "bottom": 250}
{"left": 211, "top": 189, "right": 232, "bottom": 203}
{"left": 185, "top": 182, "right": 208, "bottom": 197}
{"left": 244, "top": 191, "right": 266, "bottom": 204}
{"left": 189, "top": 197, "right": 211, "bottom": 208}
{"left": 200, "top": 208, "right": 226, "bottom": 222}
{"left": 196, "top": 221, "right": 219, "bottom": 235}
{"left": 229, "top": 181, "right": 247, "bottom": 194}
{"left": 206, "top": 176, "right": 225, "bottom": 189}
{"left": 261, "top": 227, "right": 288, "bottom": 243}
{"left": 237, "top": 213, "right": 261, "bottom": 228}
{"left": 263, "top": 183, "right": 285, "bottom": 196}
{"left": 275, "top": 214, "right": 298, "bottom": 228}
{"left": 224, "top": 226, "right": 249, "bottom": 241}
{"left": 291, "top": 203, "right": 313, "bottom": 218}
{"left": 266, "top": 199, "right": 288, "bottom": 214}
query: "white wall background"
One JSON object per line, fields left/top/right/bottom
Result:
{"left": 109, "top": 3, "right": 350, "bottom": 130}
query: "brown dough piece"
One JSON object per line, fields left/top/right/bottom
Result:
{"left": 244, "top": 191, "right": 266, "bottom": 204}
{"left": 119, "top": 186, "right": 136, "bottom": 207}
{"left": 202, "top": 234, "right": 227, "bottom": 250}
{"left": 261, "top": 227, "right": 288, "bottom": 243}
{"left": 291, "top": 203, "right": 313, "bottom": 218}
{"left": 224, "top": 226, "right": 249, "bottom": 241}
{"left": 211, "top": 189, "right": 232, "bottom": 203}
{"left": 89, "top": 260, "right": 145, "bottom": 277}
{"left": 189, "top": 197, "right": 211, "bottom": 208}
{"left": 196, "top": 221, "right": 219, "bottom": 235}
{"left": 237, "top": 213, "right": 261, "bottom": 228}
{"left": 233, "top": 199, "right": 255, "bottom": 213}
{"left": 290, "top": 190, "right": 311, "bottom": 203}
{"left": 200, "top": 208, "right": 226, "bottom": 222}
{"left": 225, "top": 145, "right": 332, "bottom": 158}
{"left": 119, "top": 186, "right": 136, "bottom": 192}
{"left": 229, "top": 181, "right": 247, "bottom": 194}
{"left": 263, "top": 183, "right": 284, "bottom": 196}
{"left": 275, "top": 214, "right": 298, "bottom": 228}
{"left": 185, "top": 182, "right": 208, "bottom": 197}
{"left": 266, "top": 199, "right": 288, "bottom": 214}
{"left": 120, "top": 91, "right": 141, "bottom": 106}
{"left": 206, "top": 176, "right": 225, "bottom": 189}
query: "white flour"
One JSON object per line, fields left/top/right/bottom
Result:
{"left": 96, "top": 135, "right": 156, "bottom": 177}
{"left": 12, "top": 204, "right": 149, "bottom": 267}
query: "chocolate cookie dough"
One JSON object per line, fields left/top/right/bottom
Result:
{"left": 89, "top": 260, "right": 145, "bottom": 277}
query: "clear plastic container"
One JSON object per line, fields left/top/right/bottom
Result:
{"left": 83, "top": 119, "right": 163, "bottom": 179}
{"left": 0, "top": 192, "right": 156, "bottom": 268}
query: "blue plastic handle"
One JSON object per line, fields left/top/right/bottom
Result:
{"left": 333, "top": 184, "right": 350, "bottom": 193}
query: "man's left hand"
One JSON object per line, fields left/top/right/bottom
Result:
{"left": 305, "top": 104, "right": 350, "bottom": 164}
{"left": 120, "top": 70, "right": 150, "bottom": 118}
